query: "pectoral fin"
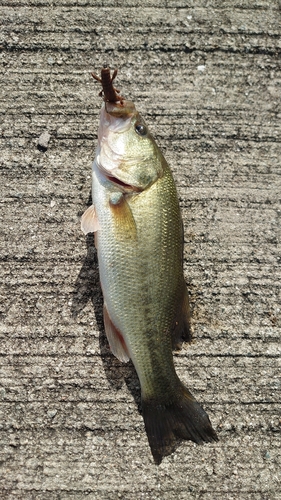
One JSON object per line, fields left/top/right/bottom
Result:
{"left": 172, "top": 284, "right": 192, "bottom": 350}
{"left": 109, "top": 193, "right": 137, "bottom": 241}
{"left": 103, "top": 304, "right": 130, "bottom": 363}
{"left": 81, "top": 205, "right": 100, "bottom": 234}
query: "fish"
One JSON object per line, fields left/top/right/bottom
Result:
{"left": 81, "top": 66, "right": 218, "bottom": 463}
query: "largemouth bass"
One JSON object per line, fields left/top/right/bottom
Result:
{"left": 81, "top": 68, "right": 218, "bottom": 463}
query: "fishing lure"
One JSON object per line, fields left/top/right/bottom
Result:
{"left": 91, "top": 64, "right": 124, "bottom": 104}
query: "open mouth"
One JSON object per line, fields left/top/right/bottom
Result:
{"left": 104, "top": 173, "right": 142, "bottom": 193}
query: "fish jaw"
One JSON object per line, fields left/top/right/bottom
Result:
{"left": 97, "top": 101, "right": 137, "bottom": 174}
{"left": 96, "top": 101, "right": 164, "bottom": 192}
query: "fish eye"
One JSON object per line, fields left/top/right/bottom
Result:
{"left": 135, "top": 123, "right": 147, "bottom": 136}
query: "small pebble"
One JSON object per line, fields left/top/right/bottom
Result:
{"left": 37, "top": 131, "right": 51, "bottom": 152}
{"left": 47, "top": 409, "right": 57, "bottom": 418}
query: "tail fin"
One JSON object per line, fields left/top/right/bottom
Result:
{"left": 142, "top": 384, "right": 218, "bottom": 464}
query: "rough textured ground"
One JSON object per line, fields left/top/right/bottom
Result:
{"left": 1, "top": 1, "right": 280, "bottom": 499}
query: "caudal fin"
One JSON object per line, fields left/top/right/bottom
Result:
{"left": 142, "top": 384, "right": 218, "bottom": 464}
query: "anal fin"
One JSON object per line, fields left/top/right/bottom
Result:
{"left": 103, "top": 304, "right": 130, "bottom": 363}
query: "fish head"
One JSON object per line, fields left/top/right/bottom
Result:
{"left": 96, "top": 100, "right": 164, "bottom": 192}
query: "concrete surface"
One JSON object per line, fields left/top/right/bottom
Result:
{"left": 1, "top": 1, "right": 280, "bottom": 498}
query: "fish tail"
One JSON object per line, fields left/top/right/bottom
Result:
{"left": 142, "top": 383, "right": 218, "bottom": 464}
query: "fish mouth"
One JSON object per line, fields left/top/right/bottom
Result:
{"left": 105, "top": 100, "right": 136, "bottom": 118}
{"left": 104, "top": 172, "right": 142, "bottom": 193}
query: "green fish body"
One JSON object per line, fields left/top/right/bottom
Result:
{"left": 82, "top": 100, "right": 217, "bottom": 462}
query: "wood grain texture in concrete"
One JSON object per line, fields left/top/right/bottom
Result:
{"left": 0, "top": 1, "right": 280, "bottom": 498}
